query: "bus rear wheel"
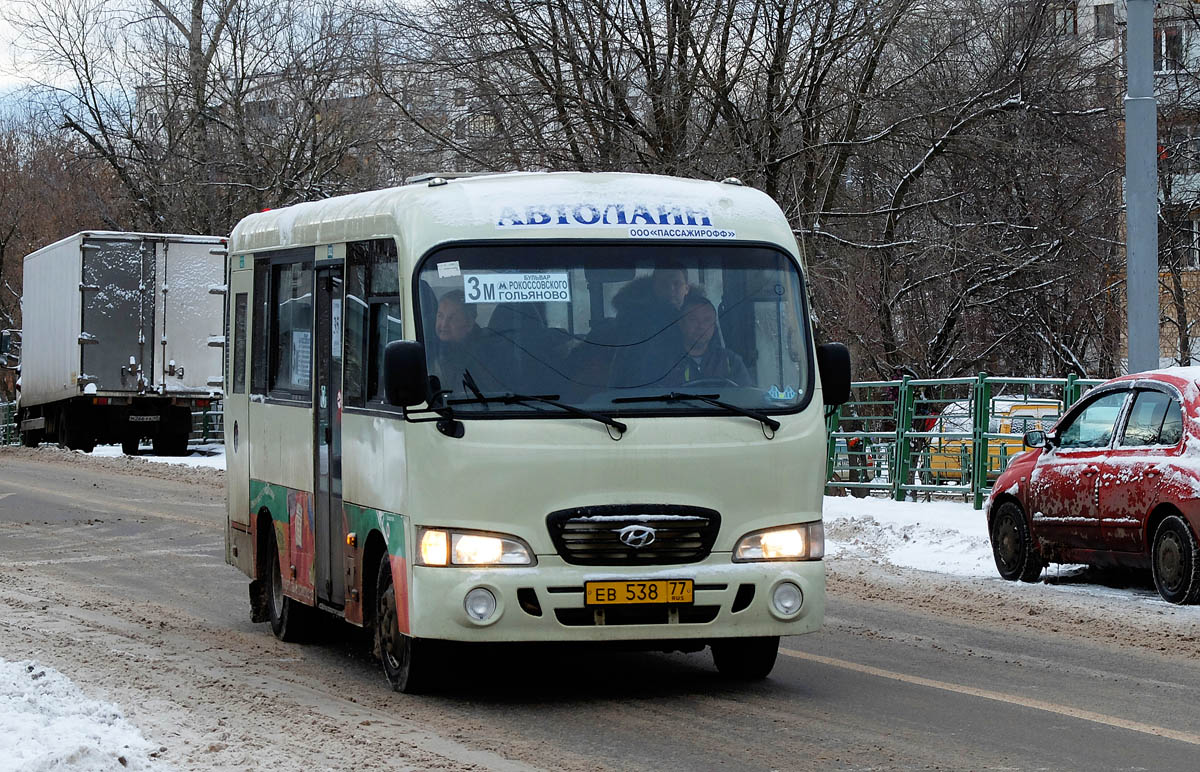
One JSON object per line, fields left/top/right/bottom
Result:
{"left": 267, "top": 529, "right": 309, "bottom": 641}
{"left": 711, "top": 636, "right": 780, "bottom": 680}
{"left": 375, "top": 557, "right": 428, "bottom": 693}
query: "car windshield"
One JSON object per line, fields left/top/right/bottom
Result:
{"left": 415, "top": 243, "right": 811, "bottom": 415}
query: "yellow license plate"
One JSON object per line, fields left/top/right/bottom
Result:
{"left": 584, "top": 580, "right": 694, "bottom": 605}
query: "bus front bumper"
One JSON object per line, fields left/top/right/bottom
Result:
{"left": 406, "top": 554, "right": 824, "bottom": 643}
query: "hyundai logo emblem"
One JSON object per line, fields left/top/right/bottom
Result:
{"left": 617, "top": 525, "right": 657, "bottom": 548}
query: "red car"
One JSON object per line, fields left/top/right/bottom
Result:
{"left": 987, "top": 369, "right": 1200, "bottom": 604}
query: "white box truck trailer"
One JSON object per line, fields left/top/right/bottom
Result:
{"left": 17, "top": 231, "right": 226, "bottom": 454}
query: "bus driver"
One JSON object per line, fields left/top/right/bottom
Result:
{"left": 431, "top": 289, "right": 498, "bottom": 394}
{"left": 671, "top": 295, "right": 750, "bottom": 386}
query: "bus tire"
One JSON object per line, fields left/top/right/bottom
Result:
{"left": 267, "top": 529, "right": 309, "bottom": 642}
{"left": 711, "top": 636, "right": 779, "bottom": 680}
{"left": 375, "top": 558, "right": 428, "bottom": 693}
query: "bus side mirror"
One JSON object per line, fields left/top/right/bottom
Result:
{"left": 816, "top": 342, "right": 851, "bottom": 406}
{"left": 384, "top": 340, "right": 429, "bottom": 407}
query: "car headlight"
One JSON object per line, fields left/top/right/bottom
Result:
{"left": 733, "top": 523, "right": 824, "bottom": 562}
{"left": 417, "top": 528, "right": 535, "bottom": 566}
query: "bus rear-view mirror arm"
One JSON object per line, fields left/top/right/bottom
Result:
{"left": 384, "top": 340, "right": 431, "bottom": 408}
{"left": 816, "top": 342, "right": 851, "bottom": 406}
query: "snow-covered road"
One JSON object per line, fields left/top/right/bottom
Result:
{"left": 5, "top": 446, "right": 1199, "bottom": 769}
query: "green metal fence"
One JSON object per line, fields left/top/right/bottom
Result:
{"left": 1, "top": 401, "right": 17, "bottom": 445}
{"left": 826, "top": 374, "right": 1105, "bottom": 509}
{"left": 190, "top": 401, "right": 224, "bottom": 445}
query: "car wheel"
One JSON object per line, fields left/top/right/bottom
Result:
{"left": 375, "top": 557, "right": 429, "bottom": 693}
{"left": 990, "top": 500, "right": 1044, "bottom": 582}
{"left": 1151, "top": 515, "right": 1200, "bottom": 605}
{"left": 267, "top": 528, "right": 309, "bottom": 641}
{"left": 711, "top": 636, "right": 780, "bottom": 680}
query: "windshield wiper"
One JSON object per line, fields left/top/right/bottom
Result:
{"left": 446, "top": 392, "right": 627, "bottom": 434}
{"left": 612, "top": 392, "right": 781, "bottom": 432}
{"left": 462, "top": 369, "right": 487, "bottom": 404}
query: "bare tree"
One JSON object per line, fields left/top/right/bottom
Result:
{"left": 10, "top": 0, "right": 394, "bottom": 234}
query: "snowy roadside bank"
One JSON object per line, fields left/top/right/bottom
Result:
{"left": 91, "top": 443, "right": 226, "bottom": 471}
{"left": 0, "top": 658, "right": 162, "bottom": 772}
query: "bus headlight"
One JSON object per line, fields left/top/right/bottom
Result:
{"left": 417, "top": 528, "right": 535, "bottom": 566}
{"left": 733, "top": 522, "right": 824, "bottom": 562}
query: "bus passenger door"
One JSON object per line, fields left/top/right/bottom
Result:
{"left": 314, "top": 265, "right": 345, "bottom": 606}
{"left": 225, "top": 265, "right": 252, "bottom": 573}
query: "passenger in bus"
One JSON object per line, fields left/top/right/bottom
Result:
{"left": 669, "top": 295, "right": 750, "bottom": 386}
{"left": 608, "top": 264, "right": 693, "bottom": 388}
{"left": 431, "top": 290, "right": 502, "bottom": 395}
{"left": 651, "top": 262, "right": 690, "bottom": 313}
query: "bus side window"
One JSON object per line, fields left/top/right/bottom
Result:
{"left": 251, "top": 259, "right": 269, "bottom": 394}
{"left": 345, "top": 239, "right": 402, "bottom": 408}
{"left": 270, "top": 260, "right": 314, "bottom": 396}
{"left": 232, "top": 293, "right": 248, "bottom": 394}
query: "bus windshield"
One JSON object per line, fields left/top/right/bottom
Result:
{"left": 415, "top": 243, "right": 811, "bottom": 416}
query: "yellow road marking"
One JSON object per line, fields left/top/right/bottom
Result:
{"left": 779, "top": 648, "right": 1200, "bottom": 746}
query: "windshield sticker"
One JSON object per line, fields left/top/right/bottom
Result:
{"left": 497, "top": 202, "right": 720, "bottom": 231}
{"left": 767, "top": 385, "right": 798, "bottom": 401}
{"left": 463, "top": 272, "right": 571, "bottom": 304}
{"left": 437, "top": 261, "right": 461, "bottom": 278}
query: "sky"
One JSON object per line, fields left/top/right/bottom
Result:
{"left": 0, "top": 15, "right": 24, "bottom": 91}
{"left": 0, "top": 13, "right": 33, "bottom": 111}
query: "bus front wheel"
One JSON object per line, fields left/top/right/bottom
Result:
{"left": 711, "top": 636, "right": 780, "bottom": 680}
{"left": 375, "top": 558, "right": 428, "bottom": 693}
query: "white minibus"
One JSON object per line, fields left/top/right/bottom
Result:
{"left": 223, "top": 171, "right": 850, "bottom": 691}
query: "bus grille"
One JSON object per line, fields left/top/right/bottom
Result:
{"left": 546, "top": 505, "right": 721, "bottom": 565}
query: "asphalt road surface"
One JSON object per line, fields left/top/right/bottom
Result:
{"left": 2, "top": 446, "right": 1199, "bottom": 771}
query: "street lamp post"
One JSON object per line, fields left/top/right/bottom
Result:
{"left": 1125, "top": 0, "right": 1160, "bottom": 372}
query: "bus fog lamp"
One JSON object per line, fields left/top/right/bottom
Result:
{"left": 771, "top": 582, "right": 803, "bottom": 616}
{"left": 464, "top": 588, "right": 497, "bottom": 621}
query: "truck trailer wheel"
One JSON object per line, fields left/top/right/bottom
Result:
{"left": 152, "top": 412, "right": 192, "bottom": 456}
{"left": 122, "top": 434, "right": 141, "bottom": 455}
{"left": 152, "top": 427, "right": 190, "bottom": 456}
{"left": 55, "top": 407, "right": 95, "bottom": 453}
{"left": 55, "top": 409, "right": 69, "bottom": 450}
